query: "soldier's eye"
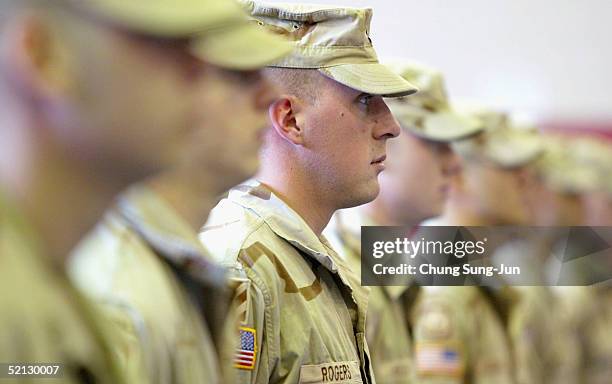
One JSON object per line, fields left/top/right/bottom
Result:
{"left": 357, "top": 94, "right": 374, "bottom": 106}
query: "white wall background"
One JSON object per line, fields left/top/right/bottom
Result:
{"left": 267, "top": 0, "right": 612, "bottom": 122}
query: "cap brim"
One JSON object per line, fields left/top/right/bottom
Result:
{"left": 319, "top": 63, "right": 418, "bottom": 97}
{"left": 409, "top": 111, "right": 484, "bottom": 143}
{"left": 191, "top": 23, "right": 293, "bottom": 71}
{"left": 486, "top": 134, "right": 544, "bottom": 168}
{"left": 452, "top": 130, "right": 544, "bottom": 169}
{"left": 81, "top": 0, "right": 243, "bottom": 37}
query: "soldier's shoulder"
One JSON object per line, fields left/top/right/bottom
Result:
{"left": 69, "top": 212, "right": 150, "bottom": 298}
{"left": 200, "top": 197, "right": 268, "bottom": 266}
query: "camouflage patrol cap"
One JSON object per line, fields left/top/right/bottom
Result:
{"left": 385, "top": 63, "right": 483, "bottom": 142}
{"left": 535, "top": 137, "right": 600, "bottom": 195}
{"left": 239, "top": 1, "right": 418, "bottom": 97}
{"left": 65, "top": 0, "right": 292, "bottom": 70}
{"left": 452, "top": 108, "right": 543, "bottom": 168}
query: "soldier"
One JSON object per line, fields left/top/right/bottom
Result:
{"left": 324, "top": 63, "right": 483, "bottom": 384}
{"left": 67, "top": 0, "right": 292, "bottom": 383}
{"left": 543, "top": 137, "right": 612, "bottom": 384}
{"left": 0, "top": 0, "right": 258, "bottom": 382}
{"left": 200, "top": 2, "right": 418, "bottom": 383}
{"left": 494, "top": 135, "right": 583, "bottom": 384}
{"left": 411, "top": 111, "right": 543, "bottom": 384}
{"left": 572, "top": 137, "right": 612, "bottom": 226}
{"left": 434, "top": 110, "right": 543, "bottom": 226}
{"left": 526, "top": 136, "right": 599, "bottom": 227}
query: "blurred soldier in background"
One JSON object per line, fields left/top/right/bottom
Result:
{"left": 0, "top": 0, "right": 236, "bottom": 382}
{"left": 543, "top": 137, "right": 612, "bottom": 384}
{"left": 324, "top": 63, "right": 482, "bottom": 384}
{"left": 200, "top": 2, "right": 417, "bottom": 383}
{"left": 68, "top": 0, "right": 291, "bottom": 383}
{"left": 527, "top": 136, "right": 597, "bottom": 227}
{"left": 434, "top": 110, "right": 542, "bottom": 226}
{"left": 572, "top": 138, "right": 612, "bottom": 226}
{"left": 492, "top": 133, "right": 597, "bottom": 384}
{"left": 412, "top": 111, "right": 542, "bottom": 384}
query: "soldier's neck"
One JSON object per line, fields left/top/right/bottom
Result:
{"left": 257, "top": 172, "right": 333, "bottom": 236}
{"left": 359, "top": 199, "right": 421, "bottom": 228}
{"left": 15, "top": 132, "right": 124, "bottom": 264}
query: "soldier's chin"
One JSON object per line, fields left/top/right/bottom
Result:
{"left": 340, "top": 180, "right": 380, "bottom": 210}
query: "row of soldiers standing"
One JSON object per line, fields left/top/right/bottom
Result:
{"left": 1, "top": 0, "right": 610, "bottom": 383}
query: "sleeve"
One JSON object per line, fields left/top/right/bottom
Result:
{"left": 412, "top": 300, "right": 466, "bottom": 384}
{"left": 226, "top": 268, "right": 272, "bottom": 384}
{"left": 92, "top": 302, "right": 151, "bottom": 384}
{"left": 508, "top": 305, "right": 548, "bottom": 384}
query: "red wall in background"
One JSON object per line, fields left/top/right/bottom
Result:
{"left": 539, "top": 120, "right": 612, "bottom": 142}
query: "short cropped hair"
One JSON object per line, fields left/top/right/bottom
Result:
{"left": 263, "top": 67, "right": 323, "bottom": 103}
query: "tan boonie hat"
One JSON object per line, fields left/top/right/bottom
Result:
{"left": 385, "top": 63, "right": 483, "bottom": 142}
{"left": 452, "top": 109, "right": 543, "bottom": 168}
{"left": 535, "top": 137, "right": 600, "bottom": 194}
{"left": 239, "top": 1, "right": 418, "bottom": 97}
{"left": 64, "top": 0, "right": 292, "bottom": 70}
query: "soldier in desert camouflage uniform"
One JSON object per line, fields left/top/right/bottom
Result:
{"left": 201, "top": 2, "right": 418, "bottom": 383}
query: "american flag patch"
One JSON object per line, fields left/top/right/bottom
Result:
{"left": 234, "top": 327, "right": 257, "bottom": 370}
{"left": 416, "top": 343, "right": 463, "bottom": 377}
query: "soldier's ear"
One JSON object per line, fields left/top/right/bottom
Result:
{"left": 268, "top": 95, "right": 305, "bottom": 146}
{"left": 1, "top": 12, "right": 76, "bottom": 107}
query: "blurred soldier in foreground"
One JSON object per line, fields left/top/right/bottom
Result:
{"left": 200, "top": 2, "right": 417, "bottom": 383}
{"left": 415, "top": 111, "right": 542, "bottom": 384}
{"left": 0, "top": 0, "right": 230, "bottom": 381}
{"left": 68, "top": 0, "right": 291, "bottom": 383}
{"left": 324, "top": 63, "right": 482, "bottom": 384}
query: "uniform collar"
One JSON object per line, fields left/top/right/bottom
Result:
{"left": 228, "top": 179, "right": 340, "bottom": 273}
{"left": 116, "top": 184, "right": 227, "bottom": 288}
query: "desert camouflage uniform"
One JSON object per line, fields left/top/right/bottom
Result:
{"left": 0, "top": 192, "right": 128, "bottom": 383}
{"left": 325, "top": 209, "right": 415, "bottom": 384}
{"left": 410, "top": 286, "right": 514, "bottom": 384}
{"left": 200, "top": 180, "right": 375, "bottom": 384}
{"left": 553, "top": 286, "right": 612, "bottom": 384}
{"left": 505, "top": 286, "right": 580, "bottom": 384}
{"left": 69, "top": 185, "right": 228, "bottom": 384}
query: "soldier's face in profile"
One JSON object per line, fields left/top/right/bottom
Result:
{"left": 524, "top": 171, "right": 586, "bottom": 226}
{"left": 555, "top": 192, "right": 585, "bottom": 225}
{"left": 182, "top": 67, "right": 278, "bottom": 192}
{"left": 297, "top": 75, "right": 401, "bottom": 208}
{"left": 377, "top": 133, "right": 459, "bottom": 224}
{"left": 8, "top": 11, "right": 206, "bottom": 182}
{"left": 582, "top": 191, "right": 612, "bottom": 226}
{"left": 70, "top": 25, "right": 206, "bottom": 179}
{"left": 463, "top": 162, "right": 531, "bottom": 224}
